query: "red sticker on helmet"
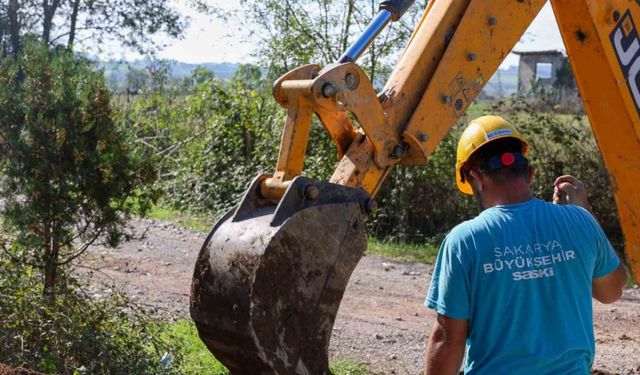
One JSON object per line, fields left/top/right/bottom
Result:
{"left": 501, "top": 152, "right": 515, "bottom": 166}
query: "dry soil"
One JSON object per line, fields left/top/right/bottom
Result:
{"left": 76, "top": 218, "right": 640, "bottom": 375}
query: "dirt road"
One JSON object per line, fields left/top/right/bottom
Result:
{"left": 78, "top": 219, "right": 640, "bottom": 375}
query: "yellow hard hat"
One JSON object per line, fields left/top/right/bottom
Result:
{"left": 455, "top": 115, "right": 528, "bottom": 195}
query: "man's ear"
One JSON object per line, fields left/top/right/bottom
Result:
{"left": 527, "top": 166, "right": 535, "bottom": 185}
{"left": 469, "top": 169, "right": 483, "bottom": 192}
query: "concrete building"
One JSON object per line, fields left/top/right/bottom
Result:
{"left": 513, "top": 50, "right": 580, "bottom": 109}
{"left": 514, "top": 50, "right": 566, "bottom": 94}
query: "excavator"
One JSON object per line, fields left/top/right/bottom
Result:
{"left": 190, "top": 0, "right": 640, "bottom": 373}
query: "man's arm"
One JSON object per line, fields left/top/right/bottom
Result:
{"left": 424, "top": 314, "right": 467, "bottom": 375}
{"left": 592, "top": 265, "right": 627, "bottom": 304}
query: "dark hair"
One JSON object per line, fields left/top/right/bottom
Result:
{"left": 462, "top": 138, "right": 529, "bottom": 184}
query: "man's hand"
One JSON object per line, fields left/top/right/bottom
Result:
{"left": 553, "top": 175, "right": 592, "bottom": 212}
{"left": 425, "top": 314, "right": 467, "bottom": 375}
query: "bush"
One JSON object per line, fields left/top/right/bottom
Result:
{"left": 0, "top": 258, "right": 176, "bottom": 375}
{"left": 123, "top": 78, "right": 279, "bottom": 214}
{"left": 121, "top": 76, "right": 622, "bottom": 252}
{"left": 498, "top": 98, "right": 622, "bottom": 250}
{"left": 123, "top": 71, "right": 340, "bottom": 216}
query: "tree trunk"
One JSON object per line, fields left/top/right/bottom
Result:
{"left": 42, "top": 0, "right": 60, "bottom": 46}
{"left": 43, "top": 227, "right": 59, "bottom": 296}
{"left": 8, "top": 0, "right": 20, "bottom": 57}
{"left": 42, "top": 1, "right": 51, "bottom": 44}
{"left": 0, "top": 10, "right": 5, "bottom": 57}
{"left": 67, "top": 0, "right": 81, "bottom": 50}
{"left": 341, "top": 0, "right": 355, "bottom": 53}
{"left": 368, "top": 0, "right": 377, "bottom": 84}
{"left": 244, "top": 125, "right": 253, "bottom": 161}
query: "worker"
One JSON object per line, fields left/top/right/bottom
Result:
{"left": 423, "top": 115, "right": 628, "bottom": 375}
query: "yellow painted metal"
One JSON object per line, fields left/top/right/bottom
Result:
{"left": 274, "top": 81, "right": 314, "bottom": 180}
{"left": 259, "top": 176, "right": 291, "bottom": 200}
{"left": 274, "top": 64, "right": 357, "bottom": 160}
{"left": 311, "top": 63, "right": 396, "bottom": 167}
{"left": 264, "top": 63, "right": 361, "bottom": 198}
{"left": 330, "top": 132, "right": 390, "bottom": 196}
{"left": 381, "top": 0, "right": 471, "bottom": 131}
{"left": 262, "top": 75, "right": 314, "bottom": 198}
{"left": 314, "top": 108, "right": 357, "bottom": 159}
{"left": 272, "top": 64, "right": 320, "bottom": 107}
{"left": 331, "top": 0, "right": 545, "bottom": 195}
{"left": 269, "top": 64, "right": 320, "bottom": 192}
{"left": 401, "top": 0, "right": 546, "bottom": 165}
{"left": 551, "top": 0, "right": 640, "bottom": 283}
{"left": 331, "top": 0, "right": 472, "bottom": 195}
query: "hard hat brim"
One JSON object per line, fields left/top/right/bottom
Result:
{"left": 456, "top": 163, "right": 474, "bottom": 195}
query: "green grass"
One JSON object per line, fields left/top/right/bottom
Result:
{"left": 330, "top": 360, "right": 373, "bottom": 375}
{"left": 625, "top": 264, "right": 636, "bottom": 288}
{"left": 367, "top": 238, "right": 439, "bottom": 263}
{"left": 162, "top": 320, "right": 229, "bottom": 375}
{"left": 162, "top": 320, "right": 372, "bottom": 375}
{"left": 147, "top": 206, "right": 213, "bottom": 233}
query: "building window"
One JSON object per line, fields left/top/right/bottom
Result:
{"left": 536, "top": 63, "right": 553, "bottom": 79}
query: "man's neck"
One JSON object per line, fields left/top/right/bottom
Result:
{"left": 481, "top": 182, "right": 533, "bottom": 209}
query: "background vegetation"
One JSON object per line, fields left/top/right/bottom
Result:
{"left": 125, "top": 72, "right": 620, "bottom": 249}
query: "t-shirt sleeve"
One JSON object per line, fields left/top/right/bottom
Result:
{"left": 425, "top": 233, "right": 471, "bottom": 320}
{"left": 584, "top": 210, "right": 620, "bottom": 279}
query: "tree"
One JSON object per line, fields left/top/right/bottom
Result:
{"left": 0, "top": 43, "right": 156, "bottom": 295}
{"left": 0, "top": 0, "right": 185, "bottom": 57}
{"left": 233, "top": 63, "right": 263, "bottom": 90}
{"left": 144, "top": 58, "right": 173, "bottom": 92}
{"left": 181, "top": 65, "right": 214, "bottom": 91}
{"left": 224, "top": 0, "right": 425, "bottom": 83}
{"left": 126, "top": 66, "right": 148, "bottom": 94}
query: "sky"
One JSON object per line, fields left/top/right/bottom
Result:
{"left": 151, "top": 0, "right": 254, "bottom": 64}
{"left": 148, "top": 0, "right": 565, "bottom": 69}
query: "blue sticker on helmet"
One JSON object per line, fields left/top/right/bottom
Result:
{"left": 485, "top": 128, "right": 513, "bottom": 140}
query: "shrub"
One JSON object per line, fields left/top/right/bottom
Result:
{"left": 121, "top": 75, "right": 621, "bottom": 252}
{"left": 498, "top": 98, "right": 622, "bottom": 250}
{"left": 123, "top": 78, "right": 278, "bottom": 214}
{"left": 0, "top": 258, "right": 176, "bottom": 375}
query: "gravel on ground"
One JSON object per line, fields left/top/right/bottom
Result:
{"left": 76, "top": 218, "right": 640, "bottom": 375}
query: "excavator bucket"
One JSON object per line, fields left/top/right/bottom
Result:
{"left": 190, "top": 174, "right": 371, "bottom": 374}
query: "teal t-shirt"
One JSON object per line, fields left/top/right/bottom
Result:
{"left": 425, "top": 198, "right": 620, "bottom": 375}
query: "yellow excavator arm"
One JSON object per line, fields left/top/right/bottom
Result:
{"left": 191, "top": 0, "right": 640, "bottom": 373}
